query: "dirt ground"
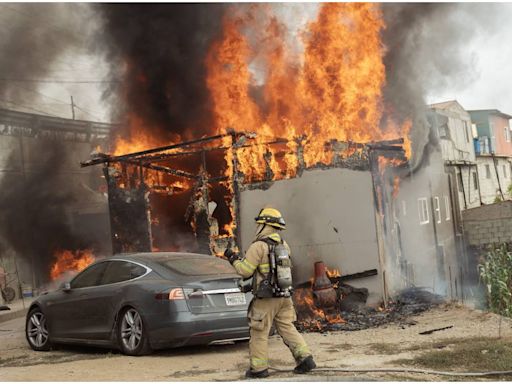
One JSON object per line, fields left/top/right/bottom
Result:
{"left": 1, "top": 303, "right": 512, "bottom": 381}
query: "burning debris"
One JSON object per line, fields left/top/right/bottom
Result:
{"left": 293, "top": 267, "right": 446, "bottom": 333}
{"left": 50, "top": 249, "right": 96, "bottom": 281}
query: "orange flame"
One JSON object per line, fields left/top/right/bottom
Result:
{"left": 326, "top": 267, "right": 341, "bottom": 279}
{"left": 50, "top": 250, "right": 96, "bottom": 281}
{"left": 206, "top": 3, "right": 411, "bottom": 182}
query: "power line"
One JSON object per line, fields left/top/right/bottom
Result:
{"left": 9, "top": 84, "right": 107, "bottom": 121}
{"left": 0, "top": 78, "right": 118, "bottom": 84}
{"left": 0, "top": 99, "right": 61, "bottom": 117}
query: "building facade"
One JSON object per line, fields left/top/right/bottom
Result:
{"left": 469, "top": 109, "right": 512, "bottom": 204}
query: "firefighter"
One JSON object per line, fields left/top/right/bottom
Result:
{"left": 225, "top": 207, "right": 316, "bottom": 378}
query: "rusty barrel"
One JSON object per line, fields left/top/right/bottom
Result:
{"left": 312, "top": 261, "right": 337, "bottom": 309}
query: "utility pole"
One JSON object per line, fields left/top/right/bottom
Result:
{"left": 70, "top": 96, "right": 75, "bottom": 120}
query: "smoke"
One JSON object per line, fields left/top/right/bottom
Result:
{"left": 0, "top": 3, "right": 94, "bottom": 105}
{"left": 0, "top": 142, "right": 97, "bottom": 284}
{"left": 381, "top": 3, "right": 503, "bottom": 167}
{"left": 97, "top": 4, "right": 227, "bottom": 141}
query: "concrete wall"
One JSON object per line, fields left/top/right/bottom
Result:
{"left": 238, "top": 167, "right": 384, "bottom": 304}
{"left": 391, "top": 146, "right": 460, "bottom": 298}
{"left": 462, "top": 201, "right": 512, "bottom": 245}
{"left": 476, "top": 155, "right": 512, "bottom": 204}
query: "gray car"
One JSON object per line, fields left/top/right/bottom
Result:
{"left": 25, "top": 252, "right": 251, "bottom": 355}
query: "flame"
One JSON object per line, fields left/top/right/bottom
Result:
{"left": 106, "top": 4, "right": 413, "bottom": 252}
{"left": 206, "top": 3, "right": 411, "bottom": 182}
{"left": 326, "top": 267, "right": 341, "bottom": 279}
{"left": 50, "top": 249, "right": 96, "bottom": 281}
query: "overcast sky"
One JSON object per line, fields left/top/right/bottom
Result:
{"left": 426, "top": 3, "right": 512, "bottom": 113}
{"left": 2, "top": 3, "right": 512, "bottom": 123}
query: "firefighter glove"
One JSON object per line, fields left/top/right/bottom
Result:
{"left": 224, "top": 248, "right": 240, "bottom": 264}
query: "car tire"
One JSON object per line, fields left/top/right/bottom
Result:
{"left": 26, "top": 308, "right": 52, "bottom": 351}
{"left": 117, "top": 307, "right": 152, "bottom": 356}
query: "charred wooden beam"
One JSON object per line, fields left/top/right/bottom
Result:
{"left": 122, "top": 159, "right": 198, "bottom": 180}
{"left": 81, "top": 133, "right": 233, "bottom": 167}
{"left": 294, "top": 269, "right": 378, "bottom": 289}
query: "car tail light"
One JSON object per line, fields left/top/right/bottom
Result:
{"left": 168, "top": 288, "right": 185, "bottom": 300}
{"left": 155, "top": 288, "right": 185, "bottom": 300}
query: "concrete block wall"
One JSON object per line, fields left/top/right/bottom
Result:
{"left": 462, "top": 201, "right": 512, "bottom": 245}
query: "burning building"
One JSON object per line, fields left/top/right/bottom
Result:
{"left": 77, "top": 3, "right": 478, "bottom": 315}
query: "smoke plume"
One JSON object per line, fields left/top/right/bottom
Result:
{"left": 0, "top": 3, "right": 92, "bottom": 104}
{"left": 98, "top": 4, "right": 227, "bottom": 142}
{"left": 381, "top": 3, "right": 503, "bottom": 167}
{"left": 0, "top": 143, "right": 96, "bottom": 284}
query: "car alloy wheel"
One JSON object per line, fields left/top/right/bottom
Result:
{"left": 119, "top": 307, "right": 152, "bottom": 355}
{"left": 26, "top": 309, "right": 51, "bottom": 351}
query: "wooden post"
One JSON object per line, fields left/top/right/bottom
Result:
{"left": 70, "top": 96, "right": 75, "bottom": 120}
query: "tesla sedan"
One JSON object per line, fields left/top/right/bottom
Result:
{"left": 25, "top": 252, "right": 251, "bottom": 355}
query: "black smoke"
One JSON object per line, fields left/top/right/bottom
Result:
{"left": 98, "top": 4, "right": 227, "bottom": 141}
{"left": 0, "top": 143, "right": 96, "bottom": 285}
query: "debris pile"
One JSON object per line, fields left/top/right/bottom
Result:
{"left": 294, "top": 286, "right": 445, "bottom": 333}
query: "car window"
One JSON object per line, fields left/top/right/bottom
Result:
{"left": 71, "top": 262, "right": 107, "bottom": 289}
{"left": 101, "top": 261, "right": 147, "bottom": 285}
{"left": 158, "top": 257, "right": 235, "bottom": 276}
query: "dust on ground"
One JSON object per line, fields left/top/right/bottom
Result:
{"left": 1, "top": 304, "right": 512, "bottom": 381}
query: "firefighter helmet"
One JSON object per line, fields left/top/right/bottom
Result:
{"left": 254, "top": 207, "right": 286, "bottom": 230}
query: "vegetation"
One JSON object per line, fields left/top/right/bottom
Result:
{"left": 393, "top": 337, "right": 512, "bottom": 372}
{"left": 479, "top": 244, "right": 512, "bottom": 317}
{"left": 508, "top": 183, "right": 512, "bottom": 196}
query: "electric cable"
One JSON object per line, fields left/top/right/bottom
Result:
{"left": 0, "top": 78, "right": 117, "bottom": 84}
{"left": 269, "top": 366, "right": 512, "bottom": 377}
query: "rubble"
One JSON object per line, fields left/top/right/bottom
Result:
{"left": 294, "top": 286, "right": 445, "bottom": 333}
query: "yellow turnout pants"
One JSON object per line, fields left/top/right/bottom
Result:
{"left": 248, "top": 297, "right": 312, "bottom": 372}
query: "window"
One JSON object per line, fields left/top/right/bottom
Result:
{"left": 101, "top": 261, "right": 147, "bottom": 285}
{"left": 71, "top": 262, "right": 108, "bottom": 289}
{"left": 158, "top": 256, "right": 236, "bottom": 276}
{"left": 438, "top": 124, "right": 448, "bottom": 138}
{"left": 457, "top": 172, "right": 464, "bottom": 191}
{"left": 485, "top": 164, "right": 491, "bottom": 179}
{"left": 418, "top": 198, "right": 429, "bottom": 225}
{"left": 505, "top": 127, "right": 511, "bottom": 142}
{"left": 464, "top": 121, "right": 470, "bottom": 143}
{"left": 444, "top": 196, "right": 451, "bottom": 221}
{"left": 503, "top": 164, "right": 508, "bottom": 179}
{"left": 473, "top": 172, "right": 478, "bottom": 190}
{"left": 433, "top": 197, "right": 441, "bottom": 224}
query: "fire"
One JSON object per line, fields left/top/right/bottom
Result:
{"left": 50, "top": 249, "right": 96, "bottom": 281}
{"left": 105, "top": 4, "right": 413, "bottom": 253}
{"left": 206, "top": 3, "right": 412, "bottom": 181}
{"left": 326, "top": 267, "right": 341, "bottom": 279}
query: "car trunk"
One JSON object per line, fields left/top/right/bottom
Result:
{"left": 183, "top": 274, "right": 249, "bottom": 314}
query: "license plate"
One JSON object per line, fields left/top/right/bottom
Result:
{"left": 225, "top": 292, "right": 246, "bottom": 306}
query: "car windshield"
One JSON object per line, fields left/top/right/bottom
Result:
{"left": 158, "top": 257, "right": 235, "bottom": 276}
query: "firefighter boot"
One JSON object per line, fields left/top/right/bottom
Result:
{"left": 293, "top": 356, "right": 316, "bottom": 374}
{"left": 245, "top": 369, "right": 269, "bottom": 379}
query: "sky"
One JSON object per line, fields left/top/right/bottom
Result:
{"left": 427, "top": 3, "right": 512, "bottom": 113}
{"left": 1, "top": 3, "right": 512, "bottom": 123}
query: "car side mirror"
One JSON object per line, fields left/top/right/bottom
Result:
{"left": 61, "top": 282, "right": 71, "bottom": 292}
